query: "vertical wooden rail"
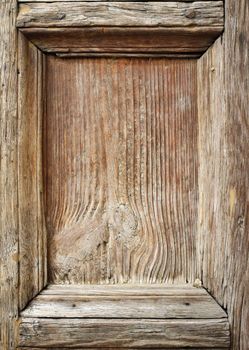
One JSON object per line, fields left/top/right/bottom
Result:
{"left": 18, "top": 32, "right": 47, "bottom": 312}
{"left": 197, "top": 1, "right": 249, "bottom": 349}
{"left": 0, "top": 0, "right": 19, "bottom": 349}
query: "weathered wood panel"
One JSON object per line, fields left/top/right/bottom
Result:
{"left": 18, "top": 318, "right": 230, "bottom": 348}
{"left": 0, "top": 0, "right": 18, "bottom": 349}
{"left": 17, "top": 2, "right": 224, "bottom": 28}
{"left": 44, "top": 57, "right": 198, "bottom": 284}
{"left": 18, "top": 32, "right": 47, "bottom": 310}
{"left": 197, "top": 1, "right": 249, "bottom": 349}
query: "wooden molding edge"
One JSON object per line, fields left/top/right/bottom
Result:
{"left": 18, "top": 284, "right": 230, "bottom": 348}
{"left": 17, "top": 1, "right": 224, "bottom": 57}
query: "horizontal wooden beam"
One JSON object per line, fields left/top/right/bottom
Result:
{"left": 19, "top": 26, "right": 222, "bottom": 57}
{"left": 19, "top": 318, "right": 229, "bottom": 348}
{"left": 17, "top": 348, "right": 229, "bottom": 350}
{"left": 19, "top": 284, "right": 229, "bottom": 348}
{"left": 17, "top": 2, "right": 223, "bottom": 28}
{"left": 21, "top": 285, "right": 227, "bottom": 319}
{"left": 18, "top": 0, "right": 221, "bottom": 2}
{"left": 17, "top": 2, "right": 223, "bottom": 56}
{"left": 41, "top": 283, "right": 209, "bottom": 295}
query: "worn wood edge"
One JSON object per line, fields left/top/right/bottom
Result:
{"left": 16, "top": 1, "right": 224, "bottom": 28}
{"left": 17, "top": 348, "right": 229, "bottom": 350}
{"left": 0, "top": 0, "right": 19, "bottom": 349}
{"left": 20, "top": 284, "right": 227, "bottom": 319}
{"left": 18, "top": 0, "right": 222, "bottom": 2}
{"left": 197, "top": 0, "right": 249, "bottom": 347}
{"left": 20, "top": 297, "right": 227, "bottom": 319}
{"left": 18, "top": 26, "right": 223, "bottom": 56}
{"left": 17, "top": 32, "right": 47, "bottom": 311}
{"left": 43, "top": 283, "right": 208, "bottom": 295}
{"left": 18, "top": 318, "right": 230, "bottom": 348}
{"left": 55, "top": 53, "right": 202, "bottom": 58}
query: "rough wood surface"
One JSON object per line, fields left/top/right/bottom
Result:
{"left": 19, "top": 26, "right": 222, "bottom": 57}
{"left": 17, "top": 348, "right": 228, "bottom": 350}
{"left": 18, "top": 318, "right": 230, "bottom": 348}
{"left": 17, "top": 2, "right": 224, "bottom": 28}
{"left": 42, "top": 284, "right": 207, "bottom": 295}
{"left": 0, "top": 0, "right": 19, "bottom": 349}
{"left": 197, "top": 1, "right": 249, "bottom": 349}
{"left": 44, "top": 57, "right": 198, "bottom": 284}
{"left": 18, "top": 0, "right": 220, "bottom": 2}
{"left": 18, "top": 32, "right": 47, "bottom": 311}
{"left": 21, "top": 285, "right": 227, "bottom": 319}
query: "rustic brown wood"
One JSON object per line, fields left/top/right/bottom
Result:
{"left": 19, "top": 26, "right": 222, "bottom": 57}
{"left": 21, "top": 285, "right": 227, "bottom": 319}
{"left": 16, "top": 1, "right": 224, "bottom": 57}
{"left": 18, "top": 32, "right": 47, "bottom": 311}
{"left": 17, "top": 2, "right": 223, "bottom": 28}
{"left": 0, "top": 0, "right": 19, "bottom": 349}
{"left": 56, "top": 54, "right": 202, "bottom": 59}
{"left": 18, "top": 318, "right": 230, "bottom": 348}
{"left": 44, "top": 57, "right": 198, "bottom": 284}
{"left": 197, "top": 1, "right": 249, "bottom": 349}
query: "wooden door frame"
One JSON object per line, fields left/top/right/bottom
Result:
{"left": 1, "top": 1, "right": 248, "bottom": 349}
{"left": 15, "top": 0, "right": 223, "bottom": 305}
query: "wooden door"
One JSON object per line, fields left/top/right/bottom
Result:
{"left": 1, "top": 1, "right": 248, "bottom": 349}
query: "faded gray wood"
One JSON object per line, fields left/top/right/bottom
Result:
{"left": 17, "top": 2, "right": 224, "bottom": 28}
{"left": 21, "top": 285, "right": 227, "bottom": 319}
{"left": 19, "top": 285, "right": 229, "bottom": 347}
{"left": 197, "top": 0, "right": 249, "bottom": 349}
{"left": 18, "top": 32, "right": 47, "bottom": 311}
{"left": 0, "top": 0, "right": 19, "bottom": 349}
{"left": 18, "top": 0, "right": 220, "bottom": 2}
{"left": 43, "top": 284, "right": 208, "bottom": 296}
{"left": 18, "top": 318, "right": 230, "bottom": 348}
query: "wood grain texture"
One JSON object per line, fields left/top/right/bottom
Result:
{"left": 17, "top": 1, "right": 224, "bottom": 28}
{"left": 18, "top": 318, "right": 230, "bottom": 348}
{"left": 17, "top": 348, "right": 228, "bottom": 350}
{"left": 18, "top": 0, "right": 221, "bottom": 2}
{"left": 42, "top": 283, "right": 208, "bottom": 295}
{"left": 18, "top": 32, "right": 47, "bottom": 311}
{"left": 19, "top": 26, "right": 222, "bottom": 57}
{"left": 0, "top": 0, "right": 19, "bottom": 349}
{"left": 197, "top": 0, "right": 249, "bottom": 349}
{"left": 20, "top": 285, "right": 227, "bottom": 319}
{"left": 44, "top": 57, "right": 198, "bottom": 284}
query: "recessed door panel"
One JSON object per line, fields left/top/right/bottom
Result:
{"left": 44, "top": 57, "right": 198, "bottom": 284}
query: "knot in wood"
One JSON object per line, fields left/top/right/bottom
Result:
{"left": 185, "top": 10, "right": 196, "bottom": 19}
